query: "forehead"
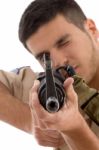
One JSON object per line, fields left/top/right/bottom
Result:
{"left": 26, "top": 15, "right": 80, "bottom": 54}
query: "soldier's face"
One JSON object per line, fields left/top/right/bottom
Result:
{"left": 26, "top": 14, "right": 99, "bottom": 84}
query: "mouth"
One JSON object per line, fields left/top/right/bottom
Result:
{"left": 73, "top": 65, "right": 80, "bottom": 74}
{"left": 56, "top": 65, "right": 77, "bottom": 79}
{"left": 73, "top": 66, "right": 77, "bottom": 71}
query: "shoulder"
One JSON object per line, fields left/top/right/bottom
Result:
{"left": 11, "top": 66, "right": 37, "bottom": 80}
{"left": 0, "top": 66, "right": 38, "bottom": 102}
{"left": 0, "top": 66, "right": 36, "bottom": 85}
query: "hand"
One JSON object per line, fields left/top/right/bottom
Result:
{"left": 29, "top": 77, "right": 82, "bottom": 134}
{"left": 32, "top": 127, "right": 65, "bottom": 147}
{"left": 29, "top": 83, "right": 65, "bottom": 148}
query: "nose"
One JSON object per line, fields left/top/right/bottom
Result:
{"left": 50, "top": 49, "right": 68, "bottom": 69}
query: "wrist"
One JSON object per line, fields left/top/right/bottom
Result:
{"left": 61, "top": 114, "right": 99, "bottom": 150}
{"left": 61, "top": 112, "right": 85, "bottom": 135}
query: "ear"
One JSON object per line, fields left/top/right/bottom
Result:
{"left": 84, "top": 19, "right": 99, "bottom": 39}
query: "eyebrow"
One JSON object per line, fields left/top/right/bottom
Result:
{"left": 35, "top": 34, "right": 70, "bottom": 59}
{"left": 54, "top": 34, "right": 70, "bottom": 47}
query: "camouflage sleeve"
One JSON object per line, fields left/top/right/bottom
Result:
{"left": 53, "top": 144, "right": 70, "bottom": 150}
{"left": 0, "top": 66, "right": 37, "bottom": 104}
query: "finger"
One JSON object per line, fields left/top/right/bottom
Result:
{"left": 31, "top": 107, "right": 48, "bottom": 131}
{"left": 31, "top": 80, "right": 40, "bottom": 93}
{"left": 34, "top": 127, "right": 64, "bottom": 147}
{"left": 32, "top": 109, "right": 39, "bottom": 127}
{"left": 34, "top": 109, "right": 48, "bottom": 129}
{"left": 64, "top": 77, "right": 77, "bottom": 104}
{"left": 32, "top": 92, "right": 51, "bottom": 119}
{"left": 29, "top": 80, "right": 40, "bottom": 106}
{"left": 29, "top": 79, "right": 41, "bottom": 110}
{"left": 35, "top": 127, "right": 60, "bottom": 139}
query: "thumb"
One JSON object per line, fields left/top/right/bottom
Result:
{"left": 29, "top": 80, "right": 40, "bottom": 108}
{"left": 64, "top": 77, "right": 77, "bottom": 104}
{"left": 32, "top": 80, "right": 40, "bottom": 92}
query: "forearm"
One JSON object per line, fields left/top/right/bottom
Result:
{"left": 0, "top": 82, "right": 32, "bottom": 133}
{"left": 61, "top": 114, "right": 99, "bottom": 150}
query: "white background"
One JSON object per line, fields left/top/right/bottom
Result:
{"left": 0, "top": 0, "right": 99, "bottom": 150}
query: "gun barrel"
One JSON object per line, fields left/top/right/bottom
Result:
{"left": 46, "top": 97, "right": 59, "bottom": 113}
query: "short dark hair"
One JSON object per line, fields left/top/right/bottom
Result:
{"left": 19, "top": 0, "right": 87, "bottom": 49}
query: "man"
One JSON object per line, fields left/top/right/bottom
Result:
{"left": 0, "top": 0, "right": 99, "bottom": 149}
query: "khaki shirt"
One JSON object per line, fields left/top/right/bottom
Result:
{"left": 0, "top": 66, "right": 98, "bottom": 150}
{"left": 0, "top": 66, "right": 36, "bottom": 104}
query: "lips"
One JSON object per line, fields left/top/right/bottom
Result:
{"left": 73, "top": 65, "right": 80, "bottom": 74}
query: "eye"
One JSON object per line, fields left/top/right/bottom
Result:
{"left": 37, "top": 54, "right": 44, "bottom": 63}
{"left": 59, "top": 41, "right": 70, "bottom": 47}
